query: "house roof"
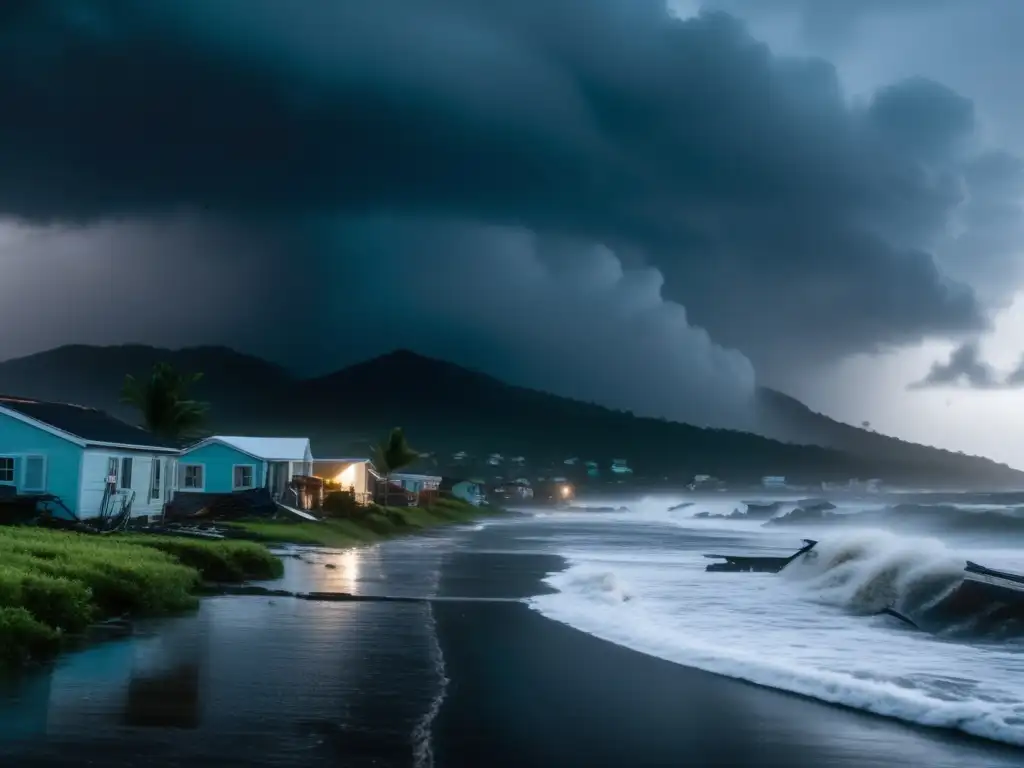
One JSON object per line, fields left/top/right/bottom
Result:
{"left": 0, "top": 395, "right": 179, "bottom": 451}
{"left": 190, "top": 435, "right": 312, "bottom": 461}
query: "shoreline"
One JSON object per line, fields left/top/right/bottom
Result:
{"left": 0, "top": 528, "right": 282, "bottom": 670}
{"left": 223, "top": 498, "right": 503, "bottom": 549}
{"left": 0, "top": 501, "right": 501, "bottom": 670}
{"left": 429, "top": 533, "right": 1024, "bottom": 767}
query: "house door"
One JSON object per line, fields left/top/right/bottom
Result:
{"left": 268, "top": 462, "right": 289, "bottom": 499}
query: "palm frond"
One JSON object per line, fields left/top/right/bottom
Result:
{"left": 120, "top": 362, "right": 209, "bottom": 440}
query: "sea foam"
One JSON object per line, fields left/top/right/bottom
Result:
{"left": 529, "top": 525, "right": 1024, "bottom": 747}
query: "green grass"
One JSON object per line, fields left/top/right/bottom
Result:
{"left": 113, "top": 536, "right": 284, "bottom": 582}
{"left": 0, "top": 527, "right": 283, "bottom": 668}
{"left": 230, "top": 498, "right": 497, "bottom": 548}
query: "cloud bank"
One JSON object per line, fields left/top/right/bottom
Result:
{"left": 1, "top": 1, "right": 1020, "bottom": 424}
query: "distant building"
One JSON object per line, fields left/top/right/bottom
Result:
{"left": 821, "top": 478, "right": 883, "bottom": 494}
{"left": 585, "top": 461, "right": 600, "bottom": 478}
{"left": 611, "top": 459, "right": 633, "bottom": 475}
{"left": 690, "top": 474, "right": 725, "bottom": 491}
{"left": 761, "top": 476, "right": 786, "bottom": 489}
{"left": 492, "top": 480, "right": 534, "bottom": 502}
{"left": 391, "top": 472, "right": 441, "bottom": 492}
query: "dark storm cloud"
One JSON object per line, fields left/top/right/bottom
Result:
{"left": 0, "top": 214, "right": 758, "bottom": 426}
{"left": 0, "top": 0, "right": 1011, "bottom": 386}
{"left": 909, "top": 341, "right": 1024, "bottom": 390}
{"left": 0, "top": 215, "right": 303, "bottom": 362}
{"left": 317, "top": 216, "right": 757, "bottom": 428}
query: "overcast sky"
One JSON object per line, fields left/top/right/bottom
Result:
{"left": 1, "top": 1, "right": 1023, "bottom": 464}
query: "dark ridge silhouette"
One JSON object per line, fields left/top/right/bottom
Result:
{"left": 752, "top": 387, "right": 1011, "bottom": 482}
{"left": 0, "top": 345, "right": 1020, "bottom": 488}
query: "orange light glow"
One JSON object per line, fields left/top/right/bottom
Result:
{"left": 334, "top": 464, "right": 357, "bottom": 487}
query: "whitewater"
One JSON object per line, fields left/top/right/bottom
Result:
{"left": 521, "top": 496, "right": 1024, "bottom": 747}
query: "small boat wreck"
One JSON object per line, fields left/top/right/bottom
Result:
{"left": 866, "top": 561, "right": 1024, "bottom": 632}
{"left": 704, "top": 539, "right": 818, "bottom": 573}
{"left": 705, "top": 539, "right": 1024, "bottom": 634}
{"left": 940, "top": 561, "right": 1024, "bottom": 620}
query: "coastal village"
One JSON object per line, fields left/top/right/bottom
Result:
{"left": 0, "top": 393, "right": 575, "bottom": 531}
{"left": 0, "top": 389, "right": 882, "bottom": 531}
{"left": 0, "top": 364, "right": 516, "bottom": 667}
{"left": 0, "top": 378, "right": 887, "bottom": 533}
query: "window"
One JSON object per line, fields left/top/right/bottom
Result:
{"left": 22, "top": 456, "right": 46, "bottom": 493}
{"left": 182, "top": 464, "right": 204, "bottom": 490}
{"left": 0, "top": 456, "right": 13, "bottom": 487}
{"left": 120, "top": 457, "right": 133, "bottom": 489}
{"left": 107, "top": 457, "right": 118, "bottom": 485}
{"left": 0, "top": 457, "right": 14, "bottom": 484}
{"left": 150, "top": 459, "right": 162, "bottom": 500}
{"left": 233, "top": 465, "right": 254, "bottom": 490}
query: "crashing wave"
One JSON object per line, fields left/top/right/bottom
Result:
{"left": 782, "top": 531, "right": 1024, "bottom": 638}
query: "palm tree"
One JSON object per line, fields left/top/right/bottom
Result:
{"left": 373, "top": 427, "right": 420, "bottom": 506}
{"left": 121, "top": 362, "right": 209, "bottom": 442}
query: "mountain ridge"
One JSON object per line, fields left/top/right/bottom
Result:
{"left": 0, "top": 344, "right": 1019, "bottom": 488}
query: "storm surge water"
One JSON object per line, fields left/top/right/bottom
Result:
{"left": 526, "top": 496, "right": 1024, "bottom": 747}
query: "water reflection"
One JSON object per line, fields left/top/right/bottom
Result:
{"left": 263, "top": 546, "right": 375, "bottom": 595}
{"left": 264, "top": 538, "right": 453, "bottom": 598}
{"left": 0, "top": 596, "right": 441, "bottom": 767}
{"left": 122, "top": 612, "right": 207, "bottom": 729}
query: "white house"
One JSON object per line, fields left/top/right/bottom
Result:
{"left": 0, "top": 395, "right": 180, "bottom": 519}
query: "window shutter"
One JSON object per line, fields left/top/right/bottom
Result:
{"left": 22, "top": 456, "right": 46, "bottom": 492}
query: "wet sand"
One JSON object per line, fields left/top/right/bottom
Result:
{"left": 0, "top": 520, "right": 1020, "bottom": 767}
{"left": 431, "top": 547, "right": 1023, "bottom": 768}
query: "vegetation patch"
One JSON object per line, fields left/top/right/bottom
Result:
{"left": 230, "top": 497, "right": 497, "bottom": 548}
{"left": 0, "top": 527, "right": 282, "bottom": 668}
{"left": 116, "top": 536, "right": 284, "bottom": 582}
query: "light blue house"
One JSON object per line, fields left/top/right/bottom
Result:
{"left": 391, "top": 472, "right": 442, "bottom": 495}
{"left": 0, "top": 395, "right": 180, "bottom": 519}
{"left": 440, "top": 477, "right": 485, "bottom": 506}
{"left": 176, "top": 435, "right": 313, "bottom": 500}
